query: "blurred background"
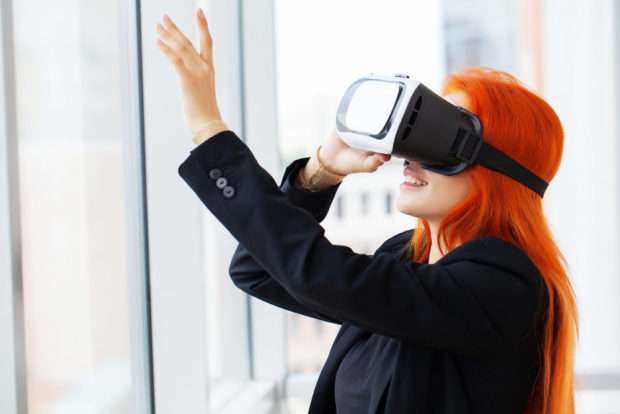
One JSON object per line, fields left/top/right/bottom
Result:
{"left": 0, "top": 0, "right": 617, "bottom": 413}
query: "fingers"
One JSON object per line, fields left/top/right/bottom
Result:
{"left": 196, "top": 8, "right": 214, "bottom": 63}
{"left": 361, "top": 154, "right": 389, "bottom": 172}
{"left": 155, "top": 22, "right": 189, "bottom": 68}
{"left": 360, "top": 155, "right": 383, "bottom": 172}
{"left": 369, "top": 152, "right": 390, "bottom": 163}
{"left": 155, "top": 37, "right": 186, "bottom": 71}
{"left": 160, "top": 14, "right": 193, "bottom": 51}
{"left": 156, "top": 12, "right": 213, "bottom": 70}
{"left": 156, "top": 13, "right": 210, "bottom": 74}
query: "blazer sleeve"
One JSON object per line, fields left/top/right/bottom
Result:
{"left": 228, "top": 155, "right": 345, "bottom": 324}
{"left": 178, "top": 130, "right": 543, "bottom": 359}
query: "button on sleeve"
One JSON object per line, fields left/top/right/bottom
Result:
{"left": 209, "top": 168, "right": 222, "bottom": 180}
{"left": 216, "top": 177, "right": 228, "bottom": 189}
{"left": 223, "top": 186, "right": 235, "bottom": 198}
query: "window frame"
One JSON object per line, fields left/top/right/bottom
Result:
{"left": 0, "top": 0, "right": 27, "bottom": 412}
{"left": 141, "top": 0, "right": 282, "bottom": 412}
{"left": 238, "top": 0, "right": 289, "bottom": 400}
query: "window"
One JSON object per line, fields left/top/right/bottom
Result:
{"left": 441, "top": 0, "right": 620, "bottom": 411}
{"left": 443, "top": 0, "right": 518, "bottom": 74}
{"left": 10, "top": 0, "right": 145, "bottom": 412}
{"left": 336, "top": 195, "right": 344, "bottom": 219}
{"left": 385, "top": 192, "right": 392, "bottom": 215}
{"left": 2, "top": 1, "right": 618, "bottom": 413}
{"left": 273, "top": 0, "right": 442, "bottom": 411}
{"left": 360, "top": 192, "right": 369, "bottom": 216}
{"left": 273, "top": 0, "right": 620, "bottom": 412}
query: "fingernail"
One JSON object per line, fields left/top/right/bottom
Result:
{"left": 163, "top": 14, "right": 170, "bottom": 22}
{"left": 198, "top": 8, "right": 205, "bottom": 18}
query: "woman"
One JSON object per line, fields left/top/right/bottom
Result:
{"left": 156, "top": 9, "right": 578, "bottom": 414}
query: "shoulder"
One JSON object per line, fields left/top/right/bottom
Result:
{"left": 439, "top": 236, "right": 546, "bottom": 297}
{"left": 374, "top": 231, "right": 544, "bottom": 289}
{"left": 440, "top": 236, "right": 538, "bottom": 271}
{"left": 373, "top": 228, "right": 415, "bottom": 257}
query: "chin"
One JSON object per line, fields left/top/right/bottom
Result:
{"left": 396, "top": 193, "right": 433, "bottom": 219}
{"left": 395, "top": 200, "right": 418, "bottom": 218}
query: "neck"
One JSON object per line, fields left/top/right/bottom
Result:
{"left": 427, "top": 221, "right": 441, "bottom": 264}
{"left": 427, "top": 221, "right": 460, "bottom": 264}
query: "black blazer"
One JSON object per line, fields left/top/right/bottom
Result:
{"left": 178, "top": 130, "right": 549, "bottom": 414}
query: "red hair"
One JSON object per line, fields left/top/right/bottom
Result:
{"left": 404, "top": 67, "right": 578, "bottom": 413}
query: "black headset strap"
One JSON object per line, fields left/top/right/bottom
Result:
{"left": 455, "top": 131, "right": 549, "bottom": 197}
{"left": 477, "top": 143, "right": 548, "bottom": 197}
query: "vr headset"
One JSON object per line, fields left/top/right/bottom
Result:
{"left": 335, "top": 73, "right": 548, "bottom": 197}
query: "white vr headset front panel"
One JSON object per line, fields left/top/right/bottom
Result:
{"left": 336, "top": 74, "right": 420, "bottom": 155}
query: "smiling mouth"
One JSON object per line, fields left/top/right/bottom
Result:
{"left": 402, "top": 175, "right": 428, "bottom": 186}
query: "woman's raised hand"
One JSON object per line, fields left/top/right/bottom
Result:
{"left": 155, "top": 9, "right": 223, "bottom": 136}
{"left": 318, "top": 127, "right": 392, "bottom": 176}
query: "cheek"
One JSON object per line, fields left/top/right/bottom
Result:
{"left": 432, "top": 175, "right": 471, "bottom": 213}
{"left": 396, "top": 173, "right": 471, "bottom": 219}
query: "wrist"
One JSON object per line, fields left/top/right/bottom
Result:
{"left": 191, "top": 115, "right": 223, "bottom": 134}
{"left": 317, "top": 145, "right": 346, "bottom": 176}
{"left": 192, "top": 119, "right": 229, "bottom": 146}
{"left": 294, "top": 146, "right": 345, "bottom": 192}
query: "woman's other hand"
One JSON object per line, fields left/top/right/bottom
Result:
{"left": 318, "top": 126, "right": 392, "bottom": 176}
{"left": 155, "top": 9, "right": 223, "bottom": 136}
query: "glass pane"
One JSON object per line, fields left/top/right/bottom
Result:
{"left": 274, "top": 0, "right": 620, "bottom": 412}
{"left": 274, "top": 0, "right": 446, "bottom": 167}
{"left": 444, "top": 0, "right": 620, "bottom": 406}
{"left": 443, "top": 0, "right": 519, "bottom": 74}
{"left": 12, "top": 0, "right": 140, "bottom": 412}
{"left": 275, "top": 0, "right": 619, "bottom": 412}
{"left": 274, "top": 0, "right": 441, "bottom": 412}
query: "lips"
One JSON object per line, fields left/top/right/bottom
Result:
{"left": 403, "top": 167, "right": 427, "bottom": 184}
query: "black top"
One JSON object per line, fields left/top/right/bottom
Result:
{"left": 178, "top": 130, "right": 549, "bottom": 414}
{"left": 335, "top": 249, "right": 428, "bottom": 413}
{"left": 335, "top": 331, "right": 392, "bottom": 413}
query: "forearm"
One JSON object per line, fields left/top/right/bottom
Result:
{"left": 193, "top": 126, "right": 344, "bottom": 323}
{"left": 193, "top": 120, "right": 346, "bottom": 192}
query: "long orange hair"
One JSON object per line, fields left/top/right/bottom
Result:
{"left": 404, "top": 67, "right": 579, "bottom": 413}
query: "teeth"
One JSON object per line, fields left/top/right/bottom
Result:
{"left": 404, "top": 175, "right": 428, "bottom": 186}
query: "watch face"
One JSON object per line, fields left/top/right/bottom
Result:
{"left": 344, "top": 79, "right": 402, "bottom": 135}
